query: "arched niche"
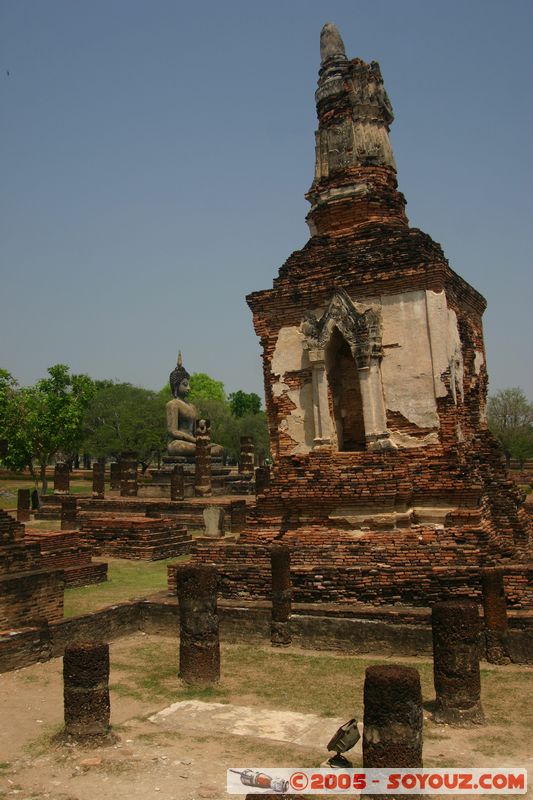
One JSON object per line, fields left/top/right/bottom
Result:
{"left": 301, "top": 289, "right": 392, "bottom": 452}
{"left": 325, "top": 326, "right": 366, "bottom": 451}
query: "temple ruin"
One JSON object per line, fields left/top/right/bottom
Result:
{"left": 191, "top": 23, "right": 532, "bottom": 607}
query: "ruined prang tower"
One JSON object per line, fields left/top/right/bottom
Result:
{"left": 191, "top": 24, "right": 531, "bottom": 607}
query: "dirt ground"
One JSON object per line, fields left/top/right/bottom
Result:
{"left": 0, "top": 633, "right": 531, "bottom": 800}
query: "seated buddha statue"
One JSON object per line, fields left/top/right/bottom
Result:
{"left": 166, "top": 353, "right": 224, "bottom": 458}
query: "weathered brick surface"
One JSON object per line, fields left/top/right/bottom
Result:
{"left": 186, "top": 33, "right": 531, "bottom": 606}
{"left": 80, "top": 514, "right": 191, "bottom": 560}
{"left": 25, "top": 530, "right": 107, "bottom": 588}
{"left": 0, "top": 510, "right": 64, "bottom": 629}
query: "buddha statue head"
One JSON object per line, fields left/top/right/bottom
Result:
{"left": 169, "top": 352, "right": 191, "bottom": 400}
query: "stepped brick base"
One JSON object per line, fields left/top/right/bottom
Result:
{"left": 80, "top": 515, "right": 192, "bottom": 560}
{"left": 183, "top": 441, "right": 532, "bottom": 608}
{"left": 0, "top": 510, "right": 64, "bottom": 629}
{"left": 25, "top": 531, "right": 107, "bottom": 588}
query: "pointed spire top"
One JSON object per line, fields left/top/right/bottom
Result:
{"left": 320, "top": 22, "right": 346, "bottom": 64}
{"left": 177, "top": 351, "right": 182, "bottom": 367}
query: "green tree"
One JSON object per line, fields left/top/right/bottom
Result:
{"left": 229, "top": 389, "right": 262, "bottom": 417}
{"left": 487, "top": 387, "right": 533, "bottom": 467}
{"left": 82, "top": 382, "right": 167, "bottom": 472}
{"left": 0, "top": 365, "right": 95, "bottom": 493}
{"left": 189, "top": 373, "right": 226, "bottom": 404}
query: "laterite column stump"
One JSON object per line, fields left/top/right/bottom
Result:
{"left": 176, "top": 563, "right": 220, "bottom": 683}
{"left": 481, "top": 567, "right": 510, "bottom": 665}
{"left": 270, "top": 543, "right": 292, "bottom": 646}
{"left": 61, "top": 641, "right": 113, "bottom": 742}
{"left": 431, "top": 600, "right": 485, "bottom": 726}
{"left": 363, "top": 664, "right": 423, "bottom": 769}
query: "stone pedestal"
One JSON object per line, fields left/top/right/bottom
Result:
{"left": 175, "top": 564, "right": 220, "bottom": 683}
{"left": 203, "top": 506, "right": 225, "bottom": 537}
{"left": 194, "top": 420, "right": 212, "bottom": 497}
{"left": 481, "top": 568, "right": 510, "bottom": 664}
{"left": 239, "top": 436, "right": 255, "bottom": 475}
{"left": 270, "top": 544, "right": 292, "bottom": 646}
{"left": 363, "top": 664, "right": 423, "bottom": 772}
{"left": 170, "top": 465, "right": 185, "bottom": 501}
{"left": 17, "top": 489, "right": 31, "bottom": 522}
{"left": 92, "top": 460, "right": 105, "bottom": 500}
{"left": 120, "top": 452, "right": 138, "bottom": 497}
{"left": 431, "top": 600, "right": 485, "bottom": 726}
{"left": 62, "top": 641, "right": 111, "bottom": 740}
{"left": 60, "top": 497, "right": 78, "bottom": 531}
{"left": 54, "top": 463, "right": 70, "bottom": 494}
{"left": 109, "top": 462, "right": 121, "bottom": 490}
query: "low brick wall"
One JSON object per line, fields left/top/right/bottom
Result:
{"left": 1, "top": 595, "right": 532, "bottom": 673}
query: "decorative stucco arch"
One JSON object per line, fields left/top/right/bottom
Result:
{"left": 300, "top": 289, "right": 392, "bottom": 451}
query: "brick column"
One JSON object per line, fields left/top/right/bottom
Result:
{"left": 175, "top": 563, "right": 220, "bottom": 683}
{"left": 54, "top": 462, "right": 70, "bottom": 494}
{"left": 230, "top": 500, "right": 247, "bottom": 533}
{"left": 255, "top": 465, "right": 271, "bottom": 494}
{"left": 109, "top": 462, "right": 121, "bottom": 490}
{"left": 92, "top": 459, "right": 105, "bottom": 500}
{"left": 271, "top": 543, "right": 291, "bottom": 646}
{"left": 170, "top": 465, "right": 185, "bottom": 501}
{"left": 119, "top": 452, "right": 138, "bottom": 497}
{"left": 431, "top": 600, "right": 485, "bottom": 725}
{"left": 60, "top": 496, "right": 78, "bottom": 530}
{"left": 481, "top": 568, "right": 510, "bottom": 664}
{"left": 62, "top": 641, "right": 111, "bottom": 740}
{"left": 17, "top": 488, "right": 31, "bottom": 522}
{"left": 363, "top": 665, "right": 423, "bottom": 778}
{"left": 239, "top": 436, "right": 255, "bottom": 475}
{"left": 194, "top": 419, "right": 212, "bottom": 497}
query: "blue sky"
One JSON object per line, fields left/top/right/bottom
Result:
{"left": 1, "top": 0, "right": 532, "bottom": 400}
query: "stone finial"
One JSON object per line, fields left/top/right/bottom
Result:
{"left": 320, "top": 22, "right": 346, "bottom": 64}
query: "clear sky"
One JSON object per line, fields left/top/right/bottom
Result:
{"left": 1, "top": 0, "right": 532, "bottom": 400}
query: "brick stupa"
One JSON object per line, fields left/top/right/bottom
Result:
{"left": 190, "top": 24, "right": 532, "bottom": 607}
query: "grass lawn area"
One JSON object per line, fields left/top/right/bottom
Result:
{"left": 64, "top": 556, "right": 188, "bottom": 618}
{"left": 107, "top": 636, "right": 533, "bottom": 767}
{"left": 0, "top": 478, "right": 96, "bottom": 509}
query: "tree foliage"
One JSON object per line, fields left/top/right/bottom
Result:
{"left": 158, "top": 372, "right": 227, "bottom": 405}
{"left": 487, "top": 387, "right": 533, "bottom": 467}
{"left": 0, "top": 364, "right": 95, "bottom": 492}
{"left": 82, "top": 382, "right": 167, "bottom": 471}
{"left": 229, "top": 390, "right": 262, "bottom": 417}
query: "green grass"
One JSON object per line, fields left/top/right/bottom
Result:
{"left": 0, "top": 478, "right": 97, "bottom": 511}
{"left": 63, "top": 556, "right": 187, "bottom": 617}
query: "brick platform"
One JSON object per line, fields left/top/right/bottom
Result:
{"left": 25, "top": 530, "right": 107, "bottom": 588}
{"left": 0, "top": 510, "right": 65, "bottom": 629}
{"left": 79, "top": 515, "right": 192, "bottom": 560}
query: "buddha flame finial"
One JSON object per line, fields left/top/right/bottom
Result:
{"left": 177, "top": 351, "right": 182, "bottom": 368}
